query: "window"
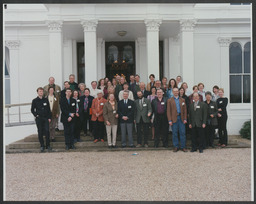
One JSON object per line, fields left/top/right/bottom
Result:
{"left": 229, "top": 42, "right": 251, "bottom": 103}
{"left": 5, "top": 46, "right": 10, "bottom": 104}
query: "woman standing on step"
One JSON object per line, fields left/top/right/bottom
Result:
{"left": 47, "top": 86, "right": 60, "bottom": 142}
{"left": 72, "top": 90, "right": 82, "bottom": 143}
{"left": 103, "top": 93, "right": 119, "bottom": 148}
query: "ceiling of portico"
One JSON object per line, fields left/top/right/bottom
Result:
{"left": 62, "top": 21, "right": 180, "bottom": 42}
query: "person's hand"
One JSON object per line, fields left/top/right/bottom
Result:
{"left": 115, "top": 114, "right": 119, "bottom": 118}
{"left": 96, "top": 113, "right": 99, "bottom": 117}
{"left": 218, "top": 113, "right": 222, "bottom": 117}
{"left": 210, "top": 114, "right": 214, "bottom": 118}
{"left": 68, "top": 117, "right": 72, "bottom": 122}
{"left": 76, "top": 113, "right": 79, "bottom": 117}
{"left": 56, "top": 114, "right": 59, "bottom": 118}
{"left": 189, "top": 124, "right": 192, "bottom": 129}
{"left": 183, "top": 120, "right": 187, "bottom": 124}
{"left": 202, "top": 124, "right": 206, "bottom": 128}
{"left": 122, "top": 116, "right": 127, "bottom": 120}
{"left": 134, "top": 120, "right": 136, "bottom": 124}
{"left": 106, "top": 121, "right": 111, "bottom": 126}
{"left": 147, "top": 113, "right": 151, "bottom": 117}
{"left": 218, "top": 108, "right": 222, "bottom": 111}
{"left": 169, "top": 121, "right": 173, "bottom": 126}
{"left": 48, "top": 119, "right": 51, "bottom": 123}
{"left": 70, "top": 113, "right": 74, "bottom": 117}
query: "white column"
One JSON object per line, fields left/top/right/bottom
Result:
{"left": 136, "top": 37, "right": 147, "bottom": 83}
{"left": 169, "top": 36, "right": 181, "bottom": 79}
{"left": 5, "top": 40, "right": 20, "bottom": 104}
{"left": 145, "top": 19, "right": 162, "bottom": 81}
{"left": 81, "top": 19, "right": 98, "bottom": 87}
{"left": 163, "top": 38, "right": 169, "bottom": 78}
{"left": 97, "top": 38, "right": 105, "bottom": 79}
{"left": 218, "top": 37, "right": 232, "bottom": 99}
{"left": 47, "top": 20, "right": 63, "bottom": 87}
{"left": 180, "top": 19, "right": 197, "bottom": 88}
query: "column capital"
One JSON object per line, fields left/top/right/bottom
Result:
{"left": 5, "top": 40, "right": 20, "bottom": 49}
{"left": 144, "top": 19, "right": 162, "bottom": 31}
{"left": 180, "top": 19, "right": 197, "bottom": 32}
{"left": 218, "top": 37, "right": 232, "bottom": 47}
{"left": 46, "top": 20, "right": 63, "bottom": 32}
{"left": 81, "top": 19, "right": 98, "bottom": 32}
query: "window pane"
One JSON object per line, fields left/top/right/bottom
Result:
{"left": 230, "top": 75, "right": 242, "bottom": 103}
{"left": 5, "top": 78, "right": 10, "bottom": 104}
{"left": 107, "top": 45, "right": 118, "bottom": 64}
{"left": 229, "top": 42, "right": 242, "bottom": 73}
{"left": 244, "top": 42, "right": 250, "bottom": 73}
{"left": 5, "top": 62, "right": 9, "bottom": 76}
{"left": 122, "top": 45, "right": 133, "bottom": 64}
{"left": 243, "top": 75, "right": 250, "bottom": 103}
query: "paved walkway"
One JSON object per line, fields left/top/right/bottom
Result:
{"left": 5, "top": 148, "right": 251, "bottom": 201}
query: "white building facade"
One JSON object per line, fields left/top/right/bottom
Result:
{"left": 4, "top": 3, "right": 251, "bottom": 134}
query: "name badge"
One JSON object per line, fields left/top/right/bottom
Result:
{"left": 72, "top": 103, "right": 75, "bottom": 106}
{"left": 100, "top": 103, "right": 104, "bottom": 105}
{"left": 211, "top": 106, "right": 214, "bottom": 109}
{"left": 113, "top": 110, "right": 116, "bottom": 114}
{"left": 182, "top": 102, "right": 185, "bottom": 106}
{"left": 43, "top": 103, "right": 47, "bottom": 106}
{"left": 57, "top": 90, "right": 60, "bottom": 93}
{"left": 54, "top": 98, "right": 57, "bottom": 101}
{"left": 219, "top": 101, "right": 223, "bottom": 104}
{"left": 161, "top": 102, "right": 165, "bottom": 105}
{"left": 128, "top": 105, "right": 132, "bottom": 108}
{"left": 143, "top": 104, "right": 147, "bottom": 107}
{"left": 196, "top": 106, "right": 200, "bottom": 108}
{"left": 77, "top": 99, "right": 80, "bottom": 102}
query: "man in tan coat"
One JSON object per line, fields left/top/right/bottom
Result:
{"left": 167, "top": 88, "right": 187, "bottom": 152}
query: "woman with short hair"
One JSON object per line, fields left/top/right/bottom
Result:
{"left": 78, "top": 83, "right": 86, "bottom": 97}
{"left": 147, "top": 86, "right": 157, "bottom": 139}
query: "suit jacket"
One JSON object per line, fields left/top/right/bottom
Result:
{"left": 134, "top": 89, "right": 150, "bottom": 100}
{"left": 60, "top": 97, "right": 76, "bottom": 123}
{"left": 189, "top": 101, "right": 207, "bottom": 128}
{"left": 205, "top": 100, "right": 218, "bottom": 126}
{"left": 78, "top": 95, "right": 94, "bottom": 119}
{"left": 103, "top": 101, "right": 118, "bottom": 125}
{"left": 146, "top": 82, "right": 155, "bottom": 92}
{"left": 118, "top": 99, "right": 135, "bottom": 123}
{"left": 47, "top": 95, "right": 60, "bottom": 118}
{"left": 167, "top": 97, "right": 187, "bottom": 123}
{"left": 115, "top": 84, "right": 124, "bottom": 98}
{"left": 129, "top": 82, "right": 136, "bottom": 93}
{"left": 91, "top": 97, "right": 107, "bottom": 122}
{"left": 43, "top": 84, "right": 61, "bottom": 98}
{"left": 151, "top": 97, "right": 168, "bottom": 124}
{"left": 60, "top": 89, "right": 66, "bottom": 103}
{"left": 134, "top": 98, "right": 152, "bottom": 123}
{"left": 188, "top": 93, "right": 203, "bottom": 104}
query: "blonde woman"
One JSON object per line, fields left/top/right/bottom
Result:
{"left": 78, "top": 83, "right": 86, "bottom": 97}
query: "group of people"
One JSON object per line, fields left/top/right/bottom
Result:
{"left": 31, "top": 73, "right": 228, "bottom": 153}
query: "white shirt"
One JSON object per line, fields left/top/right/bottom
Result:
{"left": 198, "top": 91, "right": 206, "bottom": 101}
{"left": 48, "top": 95, "right": 54, "bottom": 111}
{"left": 90, "top": 88, "right": 100, "bottom": 98}
{"left": 119, "top": 90, "right": 134, "bottom": 101}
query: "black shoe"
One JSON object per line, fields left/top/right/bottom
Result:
{"left": 199, "top": 149, "right": 203, "bottom": 153}
{"left": 77, "top": 139, "right": 82, "bottom": 142}
{"left": 122, "top": 145, "right": 126, "bottom": 148}
{"left": 47, "top": 146, "right": 52, "bottom": 152}
{"left": 55, "top": 128, "right": 60, "bottom": 131}
{"left": 130, "top": 145, "right": 135, "bottom": 148}
{"left": 190, "top": 149, "right": 197, "bottom": 152}
{"left": 51, "top": 139, "right": 56, "bottom": 142}
{"left": 40, "top": 146, "right": 45, "bottom": 152}
{"left": 154, "top": 145, "right": 158, "bottom": 148}
{"left": 70, "top": 145, "right": 76, "bottom": 149}
{"left": 112, "top": 145, "right": 117, "bottom": 148}
{"left": 108, "top": 145, "right": 112, "bottom": 149}
{"left": 65, "top": 145, "right": 69, "bottom": 150}
{"left": 210, "top": 145, "right": 215, "bottom": 148}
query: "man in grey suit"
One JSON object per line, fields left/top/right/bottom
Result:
{"left": 134, "top": 90, "right": 152, "bottom": 147}
{"left": 189, "top": 92, "right": 207, "bottom": 153}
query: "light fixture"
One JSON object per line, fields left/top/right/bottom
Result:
{"left": 117, "top": 31, "right": 127, "bottom": 37}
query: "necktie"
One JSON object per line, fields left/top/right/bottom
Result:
{"left": 68, "top": 99, "right": 70, "bottom": 105}
{"left": 140, "top": 99, "right": 143, "bottom": 109}
{"left": 194, "top": 102, "right": 197, "bottom": 111}
{"left": 84, "top": 97, "right": 88, "bottom": 111}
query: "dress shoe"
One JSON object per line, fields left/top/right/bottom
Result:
{"left": 136, "top": 144, "right": 142, "bottom": 148}
{"left": 70, "top": 145, "right": 76, "bottom": 149}
{"left": 144, "top": 144, "right": 149, "bottom": 148}
{"left": 112, "top": 145, "right": 117, "bottom": 148}
{"left": 221, "top": 144, "right": 226, "bottom": 148}
{"left": 199, "top": 149, "right": 203, "bottom": 153}
{"left": 94, "top": 139, "right": 99, "bottom": 143}
{"left": 51, "top": 138, "right": 56, "bottom": 142}
{"left": 65, "top": 145, "right": 69, "bottom": 150}
{"left": 122, "top": 145, "right": 126, "bottom": 148}
{"left": 77, "top": 139, "right": 82, "bottom": 142}
{"left": 40, "top": 146, "right": 45, "bottom": 152}
{"left": 173, "top": 147, "right": 179, "bottom": 152}
{"left": 181, "top": 148, "right": 188, "bottom": 152}
{"left": 190, "top": 149, "right": 197, "bottom": 152}
{"left": 154, "top": 145, "right": 158, "bottom": 148}
{"left": 130, "top": 145, "right": 136, "bottom": 148}
{"left": 101, "top": 139, "right": 104, "bottom": 142}
{"left": 163, "top": 145, "right": 168, "bottom": 148}
{"left": 210, "top": 145, "right": 215, "bottom": 148}
{"left": 47, "top": 146, "right": 52, "bottom": 152}
{"left": 55, "top": 128, "right": 60, "bottom": 131}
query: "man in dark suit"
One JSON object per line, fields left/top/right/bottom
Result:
{"left": 128, "top": 74, "right": 136, "bottom": 93}
{"left": 79, "top": 88, "right": 94, "bottom": 137}
{"left": 134, "top": 90, "right": 152, "bottom": 147}
{"left": 134, "top": 82, "right": 150, "bottom": 100}
{"left": 60, "top": 88, "right": 77, "bottom": 150}
{"left": 189, "top": 92, "right": 207, "bottom": 153}
{"left": 151, "top": 88, "right": 169, "bottom": 148}
{"left": 60, "top": 81, "right": 71, "bottom": 103}
{"left": 68, "top": 74, "right": 79, "bottom": 91}
{"left": 118, "top": 90, "right": 135, "bottom": 148}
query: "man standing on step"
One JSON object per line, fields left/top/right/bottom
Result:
{"left": 60, "top": 88, "right": 77, "bottom": 150}
{"left": 167, "top": 88, "right": 188, "bottom": 152}
{"left": 31, "top": 87, "right": 52, "bottom": 152}
{"left": 134, "top": 90, "right": 152, "bottom": 148}
{"left": 189, "top": 92, "right": 207, "bottom": 153}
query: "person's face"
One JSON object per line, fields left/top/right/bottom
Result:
{"left": 162, "top": 78, "right": 167, "bottom": 84}
{"left": 140, "top": 83, "right": 145, "bottom": 90}
{"left": 73, "top": 91, "right": 78, "bottom": 98}
{"left": 130, "top": 76, "right": 134, "bottom": 82}
{"left": 150, "top": 76, "right": 155, "bottom": 82}
{"left": 206, "top": 94, "right": 211, "bottom": 101}
{"left": 135, "top": 76, "right": 140, "bottom": 82}
{"left": 84, "top": 90, "right": 90, "bottom": 97}
{"left": 66, "top": 90, "right": 72, "bottom": 98}
{"left": 155, "top": 81, "right": 161, "bottom": 88}
{"left": 171, "top": 80, "right": 175, "bottom": 87}
{"left": 97, "top": 93, "right": 102, "bottom": 99}
{"left": 179, "top": 88, "right": 184, "bottom": 96}
{"left": 91, "top": 82, "right": 97, "bottom": 89}
{"left": 64, "top": 82, "right": 70, "bottom": 89}
{"left": 105, "top": 78, "right": 109, "bottom": 82}
{"left": 38, "top": 89, "right": 44, "bottom": 97}
{"left": 100, "top": 80, "right": 105, "bottom": 86}
{"left": 137, "top": 91, "right": 143, "bottom": 98}
{"left": 157, "top": 90, "right": 163, "bottom": 98}
{"left": 123, "top": 92, "right": 129, "bottom": 99}
{"left": 49, "top": 77, "right": 55, "bottom": 85}
{"left": 176, "top": 77, "right": 181, "bottom": 83}
{"left": 109, "top": 94, "right": 114, "bottom": 101}
{"left": 193, "top": 87, "right": 198, "bottom": 93}
{"left": 213, "top": 88, "right": 218, "bottom": 94}
{"left": 112, "top": 79, "right": 117, "bottom": 85}
{"left": 69, "top": 76, "right": 75, "bottom": 83}
{"left": 107, "top": 81, "right": 112, "bottom": 87}
{"left": 183, "top": 83, "right": 188, "bottom": 89}
{"left": 193, "top": 93, "right": 199, "bottom": 102}
{"left": 80, "top": 85, "right": 85, "bottom": 91}
{"left": 120, "top": 78, "right": 125, "bottom": 84}
{"left": 173, "top": 88, "right": 179, "bottom": 97}
{"left": 49, "top": 88, "right": 54, "bottom": 95}
{"left": 218, "top": 90, "right": 224, "bottom": 97}
{"left": 199, "top": 85, "right": 204, "bottom": 92}
{"left": 152, "top": 88, "right": 156, "bottom": 94}
{"left": 116, "top": 76, "right": 120, "bottom": 81}
{"left": 123, "top": 84, "right": 128, "bottom": 90}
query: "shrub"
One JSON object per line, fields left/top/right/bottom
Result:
{"left": 239, "top": 120, "right": 251, "bottom": 140}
